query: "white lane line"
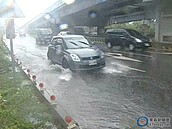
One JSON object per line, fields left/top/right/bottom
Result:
{"left": 117, "top": 64, "right": 146, "bottom": 73}
{"left": 145, "top": 51, "right": 172, "bottom": 55}
{"left": 105, "top": 54, "right": 143, "bottom": 63}
{"left": 112, "top": 50, "right": 153, "bottom": 58}
{"left": 121, "top": 65, "right": 146, "bottom": 73}
{"left": 162, "top": 52, "right": 172, "bottom": 55}
{"left": 105, "top": 52, "right": 122, "bottom": 56}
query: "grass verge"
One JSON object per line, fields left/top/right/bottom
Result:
{"left": 0, "top": 41, "right": 62, "bottom": 129}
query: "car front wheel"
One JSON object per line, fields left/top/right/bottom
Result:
{"left": 47, "top": 52, "right": 50, "bottom": 60}
{"left": 129, "top": 44, "right": 135, "bottom": 51}
{"left": 62, "top": 58, "right": 69, "bottom": 69}
{"left": 106, "top": 42, "right": 112, "bottom": 49}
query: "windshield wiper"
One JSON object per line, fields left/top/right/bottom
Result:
{"left": 78, "top": 41, "right": 89, "bottom": 45}
{"left": 69, "top": 41, "right": 89, "bottom": 49}
{"left": 69, "top": 41, "right": 79, "bottom": 46}
{"left": 78, "top": 41, "right": 91, "bottom": 48}
{"left": 69, "top": 41, "right": 82, "bottom": 49}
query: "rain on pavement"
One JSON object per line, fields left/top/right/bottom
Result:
{"left": 5, "top": 34, "right": 172, "bottom": 129}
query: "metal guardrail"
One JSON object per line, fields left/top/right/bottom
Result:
{"left": 85, "top": 36, "right": 105, "bottom": 44}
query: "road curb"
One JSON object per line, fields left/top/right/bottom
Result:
{"left": 148, "top": 46, "right": 172, "bottom": 52}
{"left": 16, "top": 62, "right": 80, "bottom": 129}
{"left": 4, "top": 42, "right": 80, "bottom": 129}
{"left": 161, "top": 46, "right": 172, "bottom": 52}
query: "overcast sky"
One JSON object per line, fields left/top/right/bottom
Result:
{"left": 15, "top": 0, "right": 58, "bottom": 27}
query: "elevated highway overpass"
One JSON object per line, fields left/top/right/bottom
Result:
{"left": 28, "top": 0, "right": 155, "bottom": 27}
{"left": 25, "top": 0, "right": 172, "bottom": 44}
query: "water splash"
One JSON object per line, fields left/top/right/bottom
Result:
{"left": 102, "top": 67, "right": 122, "bottom": 74}
{"left": 59, "top": 69, "right": 72, "bottom": 81}
{"left": 49, "top": 64, "right": 72, "bottom": 81}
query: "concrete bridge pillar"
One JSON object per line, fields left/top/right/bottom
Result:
{"left": 97, "top": 26, "right": 105, "bottom": 36}
{"left": 155, "top": 0, "right": 172, "bottom": 44}
{"left": 155, "top": 0, "right": 161, "bottom": 43}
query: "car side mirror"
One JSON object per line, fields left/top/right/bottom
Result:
{"left": 55, "top": 44, "right": 62, "bottom": 49}
{"left": 91, "top": 41, "right": 95, "bottom": 45}
{"left": 54, "top": 41, "right": 59, "bottom": 45}
{"left": 53, "top": 41, "right": 62, "bottom": 46}
{"left": 55, "top": 45, "right": 63, "bottom": 54}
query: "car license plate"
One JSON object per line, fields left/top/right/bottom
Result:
{"left": 89, "top": 60, "right": 97, "bottom": 65}
{"left": 145, "top": 43, "right": 150, "bottom": 46}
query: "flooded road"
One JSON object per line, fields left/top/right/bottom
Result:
{"left": 5, "top": 35, "right": 172, "bottom": 129}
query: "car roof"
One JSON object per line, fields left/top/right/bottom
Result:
{"left": 106, "top": 28, "right": 137, "bottom": 33}
{"left": 107, "top": 28, "right": 125, "bottom": 31}
{"left": 106, "top": 28, "right": 125, "bottom": 32}
{"left": 52, "top": 34, "right": 85, "bottom": 39}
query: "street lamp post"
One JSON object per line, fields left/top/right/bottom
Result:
{"left": 5, "top": 19, "right": 16, "bottom": 82}
{"left": 1, "top": 0, "right": 24, "bottom": 84}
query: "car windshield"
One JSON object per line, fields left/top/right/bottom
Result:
{"left": 126, "top": 29, "right": 146, "bottom": 39}
{"left": 64, "top": 37, "right": 90, "bottom": 49}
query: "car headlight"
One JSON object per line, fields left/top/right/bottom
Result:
{"left": 135, "top": 38, "right": 142, "bottom": 43}
{"left": 100, "top": 52, "right": 105, "bottom": 58}
{"left": 70, "top": 54, "right": 80, "bottom": 62}
{"left": 149, "top": 38, "right": 152, "bottom": 42}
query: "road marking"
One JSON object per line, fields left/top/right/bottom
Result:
{"left": 105, "top": 54, "right": 143, "bottom": 63}
{"left": 111, "top": 50, "right": 153, "bottom": 58}
{"left": 119, "top": 64, "right": 146, "bottom": 73}
{"left": 145, "top": 51, "right": 172, "bottom": 55}
{"left": 162, "top": 52, "right": 172, "bottom": 55}
{"left": 105, "top": 52, "right": 122, "bottom": 56}
{"left": 113, "top": 64, "right": 146, "bottom": 73}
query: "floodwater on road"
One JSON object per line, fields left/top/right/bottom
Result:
{"left": 5, "top": 35, "right": 172, "bottom": 129}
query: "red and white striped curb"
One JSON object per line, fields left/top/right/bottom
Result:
{"left": 14, "top": 57, "right": 80, "bottom": 129}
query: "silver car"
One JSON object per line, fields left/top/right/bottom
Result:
{"left": 47, "top": 35, "right": 106, "bottom": 71}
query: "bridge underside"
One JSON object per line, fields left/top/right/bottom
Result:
{"left": 29, "top": 0, "right": 155, "bottom": 28}
{"left": 27, "top": 0, "right": 172, "bottom": 43}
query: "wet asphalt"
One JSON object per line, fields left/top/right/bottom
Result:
{"left": 5, "top": 35, "right": 172, "bottom": 129}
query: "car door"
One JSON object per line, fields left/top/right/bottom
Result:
{"left": 108, "top": 31, "right": 122, "bottom": 46}
{"left": 118, "top": 31, "right": 130, "bottom": 47}
{"left": 48, "top": 39, "right": 57, "bottom": 61}
{"left": 106, "top": 31, "right": 119, "bottom": 46}
{"left": 54, "top": 38, "right": 64, "bottom": 64}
